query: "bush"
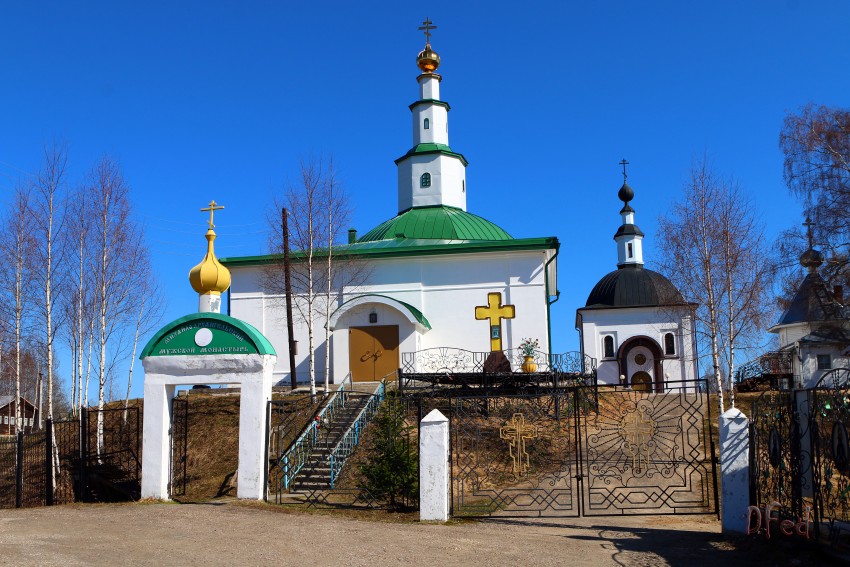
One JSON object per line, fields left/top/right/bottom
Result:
{"left": 359, "top": 399, "right": 417, "bottom": 510}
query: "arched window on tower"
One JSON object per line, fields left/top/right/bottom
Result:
{"left": 627, "top": 243, "right": 633, "bottom": 258}
{"left": 664, "top": 333, "right": 675, "bottom": 356}
{"left": 424, "top": 118, "right": 430, "bottom": 130}
{"left": 603, "top": 336, "right": 615, "bottom": 358}
{"left": 420, "top": 173, "right": 431, "bottom": 188}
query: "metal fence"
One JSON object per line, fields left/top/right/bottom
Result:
{"left": 0, "top": 407, "right": 140, "bottom": 509}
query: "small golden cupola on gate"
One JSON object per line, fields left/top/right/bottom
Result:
{"left": 189, "top": 200, "right": 231, "bottom": 313}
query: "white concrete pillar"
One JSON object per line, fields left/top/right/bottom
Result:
{"left": 419, "top": 409, "right": 449, "bottom": 522}
{"left": 720, "top": 407, "right": 750, "bottom": 534}
{"left": 235, "top": 357, "right": 274, "bottom": 499}
{"left": 141, "top": 382, "right": 176, "bottom": 500}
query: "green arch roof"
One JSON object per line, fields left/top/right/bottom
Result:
{"left": 358, "top": 206, "right": 512, "bottom": 242}
{"left": 140, "top": 312, "right": 276, "bottom": 358}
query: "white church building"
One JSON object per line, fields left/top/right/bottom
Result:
{"left": 221, "top": 36, "right": 559, "bottom": 385}
{"left": 575, "top": 181, "right": 699, "bottom": 391}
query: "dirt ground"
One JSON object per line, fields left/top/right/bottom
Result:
{"left": 0, "top": 501, "right": 841, "bottom": 567}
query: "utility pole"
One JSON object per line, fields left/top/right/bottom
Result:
{"left": 282, "top": 208, "right": 298, "bottom": 391}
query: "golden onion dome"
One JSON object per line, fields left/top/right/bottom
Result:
{"left": 417, "top": 44, "right": 440, "bottom": 73}
{"left": 189, "top": 228, "right": 231, "bottom": 296}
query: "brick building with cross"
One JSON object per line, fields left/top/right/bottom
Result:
{"left": 220, "top": 34, "right": 558, "bottom": 385}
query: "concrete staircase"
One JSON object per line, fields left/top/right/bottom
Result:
{"left": 290, "top": 391, "right": 375, "bottom": 491}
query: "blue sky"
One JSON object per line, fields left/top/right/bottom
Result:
{"left": 1, "top": 1, "right": 847, "bottom": 399}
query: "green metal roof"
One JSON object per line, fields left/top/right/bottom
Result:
{"left": 140, "top": 312, "right": 276, "bottom": 358}
{"left": 331, "top": 294, "right": 432, "bottom": 330}
{"left": 220, "top": 236, "right": 558, "bottom": 266}
{"left": 394, "top": 143, "right": 469, "bottom": 166}
{"left": 358, "top": 206, "right": 512, "bottom": 242}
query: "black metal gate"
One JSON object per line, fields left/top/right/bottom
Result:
{"left": 450, "top": 392, "right": 581, "bottom": 517}
{"left": 170, "top": 397, "right": 188, "bottom": 497}
{"left": 809, "top": 370, "right": 850, "bottom": 545}
{"left": 448, "top": 382, "right": 718, "bottom": 518}
{"left": 749, "top": 389, "right": 805, "bottom": 518}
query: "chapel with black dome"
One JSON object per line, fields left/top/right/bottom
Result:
{"left": 575, "top": 175, "right": 698, "bottom": 391}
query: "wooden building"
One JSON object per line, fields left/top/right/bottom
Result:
{"left": 0, "top": 396, "right": 38, "bottom": 435}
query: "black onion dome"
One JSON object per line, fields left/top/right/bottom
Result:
{"left": 618, "top": 182, "right": 634, "bottom": 203}
{"left": 800, "top": 248, "right": 824, "bottom": 270}
{"left": 585, "top": 266, "right": 686, "bottom": 308}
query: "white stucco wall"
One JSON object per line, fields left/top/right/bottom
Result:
{"left": 397, "top": 153, "right": 467, "bottom": 212}
{"left": 578, "top": 306, "right": 698, "bottom": 386}
{"left": 412, "top": 104, "right": 449, "bottom": 146}
{"left": 228, "top": 249, "right": 552, "bottom": 385}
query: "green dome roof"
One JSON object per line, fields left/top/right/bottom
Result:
{"left": 358, "top": 206, "right": 512, "bottom": 242}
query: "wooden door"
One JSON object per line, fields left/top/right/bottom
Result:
{"left": 349, "top": 325, "right": 400, "bottom": 382}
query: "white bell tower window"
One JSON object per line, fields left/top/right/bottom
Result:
{"left": 424, "top": 118, "right": 430, "bottom": 130}
{"left": 420, "top": 173, "right": 431, "bottom": 188}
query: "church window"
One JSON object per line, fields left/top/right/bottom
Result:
{"left": 462, "top": 180, "right": 465, "bottom": 192}
{"left": 603, "top": 336, "right": 615, "bottom": 358}
{"left": 664, "top": 333, "right": 675, "bottom": 356}
{"left": 424, "top": 118, "right": 430, "bottom": 130}
{"left": 818, "top": 354, "right": 832, "bottom": 370}
{"left": 420, "top": 173, "right": 431, "bottom": 188}
{"left": 627, "top": 243, "right": 633, "bottom": 258}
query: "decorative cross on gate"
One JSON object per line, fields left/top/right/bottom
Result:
{"left": 500, "top": 413, "right": 538, "bottom": 477}
{"left": 201, "top": 200, "right": 225, "bottom": 229}
{"left": 618, "top": 407, "right": 658, "bottom": 474}
{"left": 475, "top": 292, "right": 515, "bottom": 352}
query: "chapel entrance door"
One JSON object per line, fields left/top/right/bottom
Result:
{"left": 349, "top": 325, "right": 399, "bottom": 382}
{"left": 627, "top": 345, "right": 655, "bottom": 392}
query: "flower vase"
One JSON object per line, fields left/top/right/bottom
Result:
{"left": 522, "top": 355, "right": 537, "bottom": 373}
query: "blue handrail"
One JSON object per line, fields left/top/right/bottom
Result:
{"left": 328, "top": 380, "right": 387, "bottom": 488}
{"left": 279, "top": 377, "right": 350, "bottom": 490}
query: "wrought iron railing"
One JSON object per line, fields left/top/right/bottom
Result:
{"left": 734, "top": 351, "right": 794, "bottom": 383}
{"left": 401, "top": 347, "right": 596, "bottom": 376}
{"left": 328, "top": 380, "right": 387, "bottom": 488}
{"left": 278, "top": 377, "right": 351, "bottom": 490}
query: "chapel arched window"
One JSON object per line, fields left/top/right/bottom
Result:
{"left": 603, "top": 336, "right": 615, "bottom": 358}
{"left": 424, "top": 118, "right": 430, "bottom": 130}
{"left": 664, "top": 333, "right": 675, "bottom": 356}
{"left": 420, "top": 173, "right": 431, "bottom": 188}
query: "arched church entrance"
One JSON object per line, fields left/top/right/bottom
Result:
{"left": 618, "top": 337, "right": 664, "bottom": 393}
{"left": 329, "top": 294, "right": 431, "bottom": 384}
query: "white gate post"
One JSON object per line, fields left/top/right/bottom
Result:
{"left": 141, "top": 380, "right": 176, "bottom": 500}
{"left": 419, "top": 409, "right": 449, "bottom": 521}
{"left": 720, "top": 407, "right": 750, "bottom": 534}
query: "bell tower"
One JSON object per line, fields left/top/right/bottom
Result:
{"left": 396, "top": 19, "right": 469, "bottom": 213}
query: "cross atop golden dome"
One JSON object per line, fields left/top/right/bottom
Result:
{"left": 416, "top": 18, "right": 441, "bottom": 73}
{"left": 189, "top": 200, "right": 231, "bottom": 297}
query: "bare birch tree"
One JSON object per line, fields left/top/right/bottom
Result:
{"left": 265, "top": 157, "right": 365, "bottom": 396}
{"left": 32, "top": 143, "right": 68, "bottom": 424}
{"left": 87, "top": 157, "right": 148, "bottom": 450}
{"left": 124, "top": 272, "right": 163, "bottom": 422}
{"left": 0, "top": 185, "right": 36, "bottom": 433}
{"left": 657, "top": 158, "right": 773, "bottom": 413}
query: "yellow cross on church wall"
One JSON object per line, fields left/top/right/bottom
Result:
{"left": 475, "top": 292, "right": 515, "bottom": 351}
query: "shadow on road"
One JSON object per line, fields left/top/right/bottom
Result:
{"left": 481, "top": 517, "right": 843, "bottom": 566}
